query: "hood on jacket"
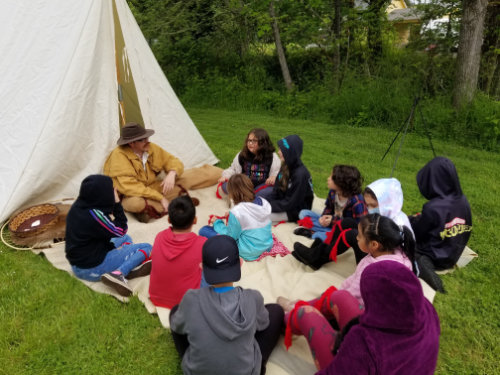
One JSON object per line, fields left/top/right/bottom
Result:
{"left": 76, "top": 174, "right": 115, "bottom": 211}
{"left": 367, "top": 178, "right": 404, "bottom": 219}
{"left": 232, "top": 198, "right": 272, "bottom": 230}
{"left": 417, "top": 157, "right": 463, "bottom": 200}
{"left": 159, "top": 228, "right": 203, "bottom": 260}
{"left": 277, "top": 135, "right": 303, "bottom": 170}
{"left": 360, "top": 260, "right": 429, "bottom": 333}
{"left": 199, "top": 287, "right": 257, "bottom": 341}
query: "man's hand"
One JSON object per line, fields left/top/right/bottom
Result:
{"left": 319, "top": 215, "right": 332, "bottom": 227}
{"left": 114, "top": 188, "right": 120, "bottom": 203}
{"left": 161, "top": 170, "right": 177, "bottom": 194}
{"left": 265, "top": 176, "right": 276, "bottom": 186}
{"left": 161, "top": 197, "right": 169, "bottom": 213}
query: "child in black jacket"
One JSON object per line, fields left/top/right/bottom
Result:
{"left": 65, "top": 174, "right": 152, "bottom": 296}
{"left": 411, "top": 157, "right": 472, "bottom": 292}
{"left": 264, "top": 135, "right": 314, "bottom": 222}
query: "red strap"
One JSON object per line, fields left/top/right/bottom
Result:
{"left": 297, "top": 216, "right": 314, "bottom": 229}
{"left": 313, "top": 285, "right": 338, "bottom": 311}
{"left": 324, "top": 220, "right": 342, "bottom": 245}
{"left": 329, "top": 228, "right": 352, "bottom": 262}
{"left": 284, "top": 300, "right": 310, "bottom": 350}
{"left": 208, "top": 214, "right": 229, "bottom": 225}
{"left": 254, "top": 184, "right": 272, "bottom": 194}
{"left": 215, "top": 182, "right": 224, "bottom": 199}
{"left": 273, "top": 220, "right": 286, "bottom": 227}
{"left": 138, "top": 249, "right": 150, "bottom": 261}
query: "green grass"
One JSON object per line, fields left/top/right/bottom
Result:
{"left": 1, "top": 107, "right": 499, "bottom": 374}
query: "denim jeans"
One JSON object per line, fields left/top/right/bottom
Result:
{"left": 72, "top": 234, "right": 152, "bottom": 281}
{"left": 198, "top": 225, "right": 218, "bottom": 239}
{"left": 298, "top": 209, "right": 329, "bottom": 241}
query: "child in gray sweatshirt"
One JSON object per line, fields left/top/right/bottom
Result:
{"left": 169, "top": 235, "right": 284, "bottom": 375}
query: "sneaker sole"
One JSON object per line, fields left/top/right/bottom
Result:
{"left": 101, "top": 274, "right": 133, "bottom": 297}
{"left": 126, "top": 260, "right": 152, "bottom": 280}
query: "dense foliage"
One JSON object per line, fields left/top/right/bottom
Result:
{"left": 127, "top": 0, "right": 499, "bottom": 150}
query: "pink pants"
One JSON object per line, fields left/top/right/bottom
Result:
{"left": 285, "top": 289, "right": 364, "bottom": 370}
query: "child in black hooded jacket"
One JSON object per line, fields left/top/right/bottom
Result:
{"left": 264, "top": 135, "right": 314, "bottom": 223}
{"left": 411, "top": 157, "right": 472, "bottom": 292}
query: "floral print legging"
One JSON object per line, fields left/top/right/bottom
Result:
{"left": 285, "top": 289, "right": 365, "bottom": 370}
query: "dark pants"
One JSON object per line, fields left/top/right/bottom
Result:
{"left": 170, "top": 303, "right": 284, "bottom": 375}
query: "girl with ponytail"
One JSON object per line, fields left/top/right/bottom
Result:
{"left": 278, "top": 214, "right": 417, "bottom": 371}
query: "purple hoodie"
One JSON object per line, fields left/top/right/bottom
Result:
{"left": 317, "top": 261, "right": 440, "bottom": 375}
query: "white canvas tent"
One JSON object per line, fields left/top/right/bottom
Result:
{"left": 0, "top": 0, "right": 218, "bottom": 223}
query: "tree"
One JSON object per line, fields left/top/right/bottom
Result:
{"left": 479, "top": 0, "right": 500, "bottom": 98}
{"left": 269, "top": 0, "right": 294, "bottom": 91}
{"left": 453, "top": 0, "right": 489, "bottom": 108}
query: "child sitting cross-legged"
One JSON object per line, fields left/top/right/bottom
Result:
{"left": 199, "top": 174, "right": 273, "bottom": 261}
{"left": 293, "top": 177, "right": 412, "bottom": 269}
{"left": 294, "top": 164, "right": 367, "bottom": 240}
{"left": 169, "top": 235, "right": 284, "bottom": 375}
{"left": 278, "top": 215, "right": 428, "bottom": 373}
{"left": 149, "top": 196, "right": 207, "bottom": 309}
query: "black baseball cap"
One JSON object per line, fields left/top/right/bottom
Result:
{"left": 202, "top": 235, "right": 241, "bottom": 285}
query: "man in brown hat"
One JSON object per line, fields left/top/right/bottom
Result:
{"left": 103, "top": 122, "right": 187, "bottom": 222}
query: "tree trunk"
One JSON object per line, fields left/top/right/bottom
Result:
{"left": 332, "top": 0, "right": 342, "bottom": 92}
{"left": 366, "top": 0, "right": 390, "bottom": 60}
{"left": 453, "top": 0, "right": 489, "bottom": 108}
{"left": 269, "top": 0, "right": 294, "bottom": 91}
{"left": 479, "top": 0, "right": 500, "bottom": 96}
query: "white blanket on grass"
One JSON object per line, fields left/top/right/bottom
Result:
{"left": 38, "top": 185, "right": 477, "bottom": 375}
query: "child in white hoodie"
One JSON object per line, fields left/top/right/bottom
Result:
{"left": 200, "top": 174, "right": 273, "bottom": 260}
{"left": 293, "top": 177, "right": 413, "bottom": 269}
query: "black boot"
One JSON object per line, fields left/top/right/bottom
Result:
{"left": 292, "top": 239, "right": 330, "bottom": 270}
{"left": 416, "top": 255, "right": 446, "bottom": 293}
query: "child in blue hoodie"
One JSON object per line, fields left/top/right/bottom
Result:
{"left": 264, "top": 135, "right": 314, "bottom": 222}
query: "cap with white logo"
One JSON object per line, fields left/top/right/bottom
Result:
{"left": 202, "top": 235, "right": 241, "bottom": 285}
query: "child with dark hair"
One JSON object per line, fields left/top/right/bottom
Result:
{"left": 219, "top": 128, "right": 281, "bottom": 197}
{"left": 266, "top": 135, "right": 314, "bottom": 222}
{"left": 411, "top": 156, "right": 472, "bottom": 293}
{"left": 199, "top": 174, "right": 273, "bottom": 260}
{"left": 148, "top": 196, "right": 207, "bottom": 309}
{"left": 293, "top": 177, "right": 415, "bottom": 269}
{"left": 278, "top": 215, "right": 420, "bottom": 371}
{"left": 170, "top": 235, "right": 284, "bottom": 375}
{"left": 65, "top": 174, "right": 153, "bottom": 297}
{"left": 281, "top": 261, "right": 440, "bottom": 374}
{"left": 294, "top": 164, "right": 367, "bottom": 240}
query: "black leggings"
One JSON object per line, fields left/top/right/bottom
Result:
{"left": 170, "top": 303, "right": 284, "bottom": 375}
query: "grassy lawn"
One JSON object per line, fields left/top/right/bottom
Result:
{"left": 1, "top": 107, "right": 499, "bottom": 374}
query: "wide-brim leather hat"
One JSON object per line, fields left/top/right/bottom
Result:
{"left": 117, "top": 122, "right": 155, "bottom": 146}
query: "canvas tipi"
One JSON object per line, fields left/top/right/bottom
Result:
{"left": 0, "top": 0, "right": 218, "bottom": 223}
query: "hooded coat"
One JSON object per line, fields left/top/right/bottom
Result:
{"left": 213, "top": 197, "right": 273, "bottom": 260}
{"left": 268, "top": 135, "right": 313, "bottom": 221}
{"left": 367, "top": 178, "right": 414, "bottom": 237}
{"left": 170, "top": 286, "right": 269, "bottom": 375}
{"left": 65, "top": 175, "right": 128, "bottom": 268}
{"left": 148, "top": 228, "right": 206, "bottom": 308}
{"left": 317, "top": 261, "right": 440, "bottom": 375}
{"left": 411, "top": 157, "right": 472, "bottom": 269}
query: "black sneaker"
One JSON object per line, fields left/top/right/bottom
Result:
{"left": 126, "top": 260, "right": 152, "bottom": 280}
{"left": 101, "top": 272, "right": 133, "bottom": 297}
{"left": 293, "top": 227, "right": 313, "bottom": 238}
